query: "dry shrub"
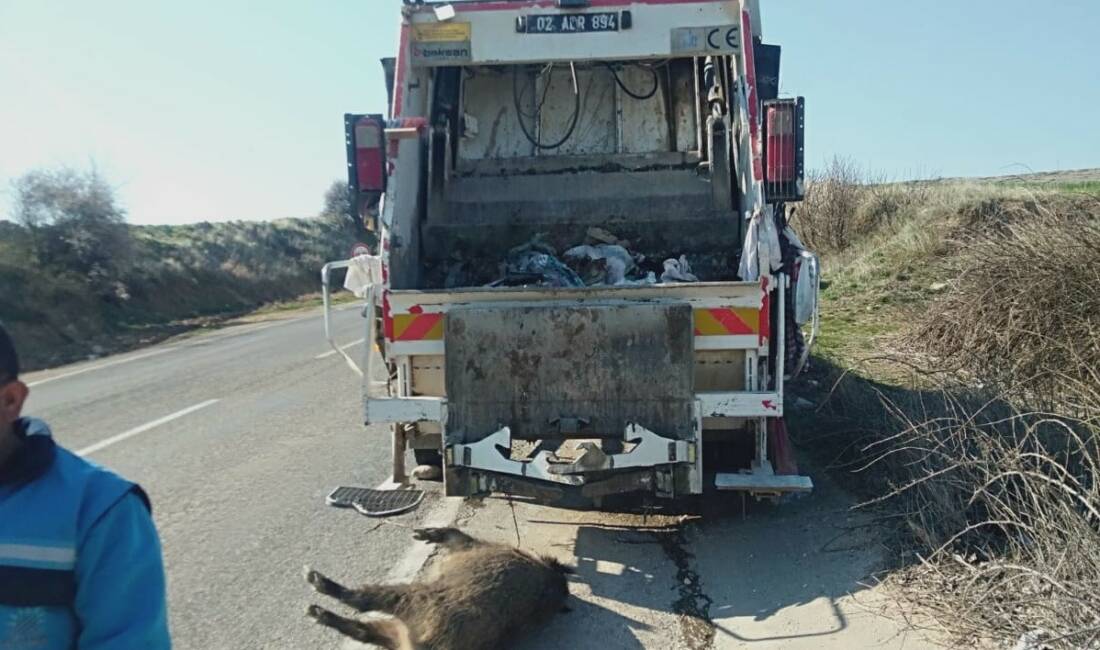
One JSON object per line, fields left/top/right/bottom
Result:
{"left": 792, "top": 158, "right": 945, "bottom": 254}
{"left": 914, "top": 194, "right": 1100, "bottom": 411}
{"left": 860, "top": 383, "right": 1100, "bottom": 649}
{"left": 846, "top": 193, "right": 1100, "bottom": 647}
{"left": 803, "top": 178, "right": 1100, "bottom": 646}
{"left": 790, "top": 156, "right": 870, "bottom": 252}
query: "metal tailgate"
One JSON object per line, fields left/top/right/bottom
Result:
{"left": 445, "top": 301, "right": 695, "bottom": 443}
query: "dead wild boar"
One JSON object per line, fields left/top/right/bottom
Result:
{"left": 305, "top": 527, "right": 572, "bottom": 650}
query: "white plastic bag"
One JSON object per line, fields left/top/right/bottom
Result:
{"left": 661, "top": 256, "right": 699, "bottom": 283}
{"left": 343, "top": 254, "right": 382, "bottom": 298}
{"left": 564, "top": 244, "right": 636, "bottom": 285}
{"left": 794, "top": 251, "right": 819, "bottom": 325}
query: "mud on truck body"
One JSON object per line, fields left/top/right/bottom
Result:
{"left": 326, "top": 0, "right": 821, "bottom": 504}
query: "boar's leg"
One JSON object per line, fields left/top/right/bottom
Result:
{"left": 306, "top": 605, "right": 416, "bottom": 650}
{"left": 412, "top": 527, "right": 481, "bottom": 552}
{"left": 306, "top": 567, "right": 408, "bottom": 613}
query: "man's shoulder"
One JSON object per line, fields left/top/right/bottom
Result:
{"left": 50, "top": 445, "right": 128, "bottom": 485}
{"left": 48, "top": 447, "right": 151, "bottom": 524}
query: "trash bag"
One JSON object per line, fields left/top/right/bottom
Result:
{"left": 660, "top": 256, "right": 699, "bottom": 283}
{"left": 343, "top": 254, "right": 383, "bottom": 298}
{"left": 793, "top": 251, "right": 819, "bottom": 325}
{"left": 491, "top": 249, "right": 585, "bottom": 288}
{"left": 563, "top": 244, "right": 637, "bottom": 285}
{"left": 616, "top": 271, "right": 658, "bottom": 286}
{"left": 585, "top": 226, "right": 629, "bottom": 247}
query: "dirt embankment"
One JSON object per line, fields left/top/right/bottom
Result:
{"left": 0, "top": 216, "right": 356, "bottom": 370}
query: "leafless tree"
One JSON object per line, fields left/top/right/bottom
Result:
{"left": 10, "top": 166, "right": 132, "bottom": 298}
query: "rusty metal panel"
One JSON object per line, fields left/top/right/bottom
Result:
{"left": 539, "top": 68, "right": 617, "bottom": 156}
{"left": 458, "top": 69, "right": 536, "bottom": 162}
{"left": 671, "top": 60, "right": 699, "bottom": 153}
{"left": 618, "top": 66, "right": 670, "bottom": 154}
{"left": 445, "top": 302, "right": 695, "bottom": 443}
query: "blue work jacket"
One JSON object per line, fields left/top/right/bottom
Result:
{"left": 0, "top": 418, "right": 170, "bottom": 649}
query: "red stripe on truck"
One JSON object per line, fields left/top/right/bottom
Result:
{"left": 396, "top": 314, "right": 443, "bottom": 341}
{"left": 759, "top": 276, "right": 770, "bottom": 346}
{"left": 393, "top": 24, "right": 409, "bottom": 117}
{"left": 707, "top": 308, "right": 754, "bottom": 336}
{"left": 741, "top": 9, "right": 764, "bottom": 183}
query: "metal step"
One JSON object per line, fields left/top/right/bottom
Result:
{"left": 715, "top": 472, "right": 813, "bottom": 493}
{"left": 326, "top": 486, "right": 424, "bottom": 517}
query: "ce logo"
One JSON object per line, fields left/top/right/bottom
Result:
{"left": 706, "top": 26, "right": 739, "bottom": 50}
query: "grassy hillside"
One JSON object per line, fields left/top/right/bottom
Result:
{"left": 0, "top": 215, "right": 356, "bottom": 370}
{"left": 786, "top": 170, "right": 1099, "bottom": 648}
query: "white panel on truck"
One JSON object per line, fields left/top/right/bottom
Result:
{"left": 458, "top": 68, "right": 537, "bottom": 162}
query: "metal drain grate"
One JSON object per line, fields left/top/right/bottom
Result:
{"left": 327, "top": 486, "right": 424, "bottom": 517}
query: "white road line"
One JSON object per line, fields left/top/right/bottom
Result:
{"left": 25, "top": 305, "right": 359, "bottom": 387}
{"left": 181, "top": 307, "right": 336, "bottom": 344}
{"left": 27, "top": 347, "right": 180, "bottom": 387}
{"left": 386, "top": 495, "right": 463, "bottom": 582}
{"left": 76, "top": 399, "right": 220, "bottom": 456}
{"left": 315, "top": 338, "right": 366, "bottom": 360}
{"left": 183, "top": 321, "right": 283, "bottom": 345}
{"left": 339, "top": 490, "right": 464, "bottom": 650}
{"left": 23, "top": 322, "right": 280, "bottom": 387}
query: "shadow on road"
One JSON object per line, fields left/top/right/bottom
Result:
{"left": 504, "top": 463, "right": 911, "bottom": 649}
{"left": 467, "top": 354, "right": 945, "bottom": 648}
{"left": 522, "top": 593, "right": 650, "bottom": 650}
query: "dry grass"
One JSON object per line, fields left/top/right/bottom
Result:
{"left": 852, "top": 376, "right": 1099, "bottom": 648}
{"left": 914, "top": 196, "right": 1100, "bottom": 413}
{"left": 790, "top": 156, "right": 871, "bottom": 253}
{"left": 795, "top": 166, "right": 1100, "bottom": 648}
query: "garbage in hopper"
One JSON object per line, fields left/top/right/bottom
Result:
{"left": 660, "top": 256, "right": 699, "bottom": 283}
{"left": 563, "top": 244, "right": 638, "bottom": 285}
{"left": 489, "top": 241, "right": 584, "bottom": 288}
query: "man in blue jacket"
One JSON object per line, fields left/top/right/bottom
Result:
{"left": 0, "top": 323, "right": 171, "bottom": 649}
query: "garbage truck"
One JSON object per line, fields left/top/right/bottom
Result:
{"left": 324, "top": 0, "right": 821, "bottom": 503}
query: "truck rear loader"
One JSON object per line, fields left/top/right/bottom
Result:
{"left": 324, "top": 0, "right": 821, "bottom": 504}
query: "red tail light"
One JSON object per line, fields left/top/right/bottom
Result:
{"left": 766, "top": 105, "right": 794, "bottom": 182}
{"left": 763, "top": 98, "right": 804, "bottom": 202}
{"left": 344, "top": 113, "right": 388, "bottom": 230}
{"left": 353, "top": 116, "right": 385, "bottom": 192}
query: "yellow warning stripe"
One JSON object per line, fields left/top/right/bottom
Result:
{"left": 392, "top": 308, "right": 759, "bottom": 342}
{"left": 392, "top": 314, "right": 444, "bottom": 341}
{"left": 693, "top": 308, "right": 760, "bottom": 336}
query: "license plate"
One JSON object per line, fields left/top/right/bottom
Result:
{"left": 524, "top": 12, "right": 620, "bottom": 34}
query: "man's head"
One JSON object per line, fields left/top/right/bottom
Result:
{"left": 0, "top": 324, "right": 29, "bottom": 439}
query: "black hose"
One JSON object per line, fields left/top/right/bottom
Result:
{"left": 602, "top": 62, "right": 659, "bottom": 101}
{"left": 512, "top": 63, "right": 581, "bottom": 150}
{"left": 514, "top": 63, "right": 555, "bottom": 120}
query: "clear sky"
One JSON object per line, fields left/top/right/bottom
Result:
{"left": 1, "top": 1, "right": 1096, "bottom": 225}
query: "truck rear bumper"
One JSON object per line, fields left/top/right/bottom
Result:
{"left": 445, "top": 422, "right": 702, "bottom": 499}
{"left": 365, "top": 395, "right": 813, "bottom": 499}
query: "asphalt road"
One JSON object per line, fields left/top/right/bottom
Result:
{"left": 22, "top": 305, "right": 940, "bottom": 650}
{"left": 23, "top": 306, "right": 411, "bottom": 649}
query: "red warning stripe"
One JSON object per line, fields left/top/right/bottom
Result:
{"left": 708, "top": 308, "right": 755, "bottom": 335}
{"left": 394, "top": 313, "right": 444, "bottom": 341}
{"left": 694, "top": 308, "right": 760, "bottom": 336}
{"left": 759, "top": 277, "right": 770, "bottom": 346}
